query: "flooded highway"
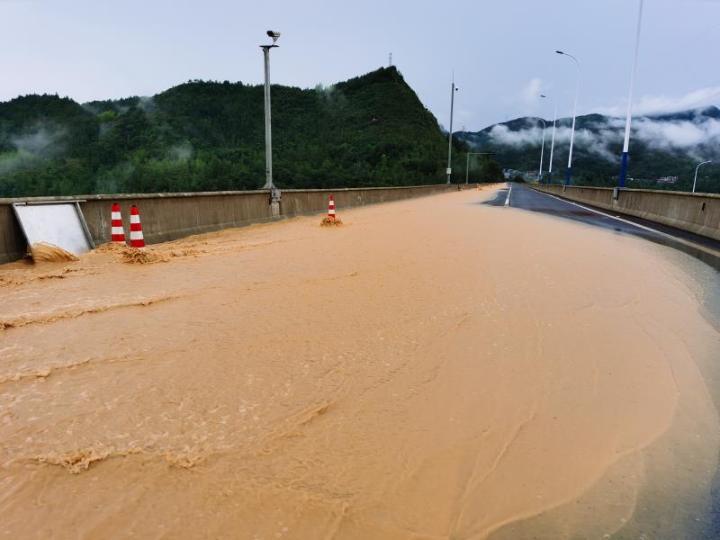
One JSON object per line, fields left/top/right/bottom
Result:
{"left": 487, "top": 183, "right": 720, "bottom": 270}
{"left": 486, "top": 183, "right": 720, "bottom": 538}
{"left": 1, "top": 185, "right": 719, "bottom": 539}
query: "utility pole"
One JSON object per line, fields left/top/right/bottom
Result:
{"left": 446, "top": 79, "right": 458, "bottom": 184}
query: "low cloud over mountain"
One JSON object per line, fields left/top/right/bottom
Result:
{"left": 457, "top": 106, "right": 720, "bottom": 190}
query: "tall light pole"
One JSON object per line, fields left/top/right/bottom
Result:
{"left": 547, "top": 99, "right": 558, "bottom": 184}
{"left": 261, "top": 31, "right": 280, "bottom": 191}
{"left": 537, "top": 94, "right": 548, "bottom": 183}
{"left": 446, "top": 79, "right": 459, "bottom": 184}
{"left": 556, "top": 50, "right": 581, "bottom": 186}
{"left": 619, "top": 0, "right": 645, "bottom": 188}
{"left": 693, "top": 160, "right": 712, "bottom": 193}
{"left": 537, "top": 118, "right": 547, "bottom": 183}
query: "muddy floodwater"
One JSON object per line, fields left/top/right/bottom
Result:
{"left": 1, "top": 186, "right": 719, "bottom": 539}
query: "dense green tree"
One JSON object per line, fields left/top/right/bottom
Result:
{"left": 478, "top": 158, "right": 504, "bottom": 183}
{"left": 0, "top": 67, "right": 457, "bottom": 197}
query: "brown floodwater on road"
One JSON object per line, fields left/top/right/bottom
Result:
{"left": 1, "top": 185, "right": 718, "bottom": 539}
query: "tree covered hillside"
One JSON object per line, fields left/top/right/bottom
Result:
{"left": 0, "top": 67, "right": 472, "bottom": 197}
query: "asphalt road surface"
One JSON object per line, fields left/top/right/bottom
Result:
{"left": 486, "top": 182, "right": 720, "bottom": 270}
{"left": 485, "top": 181, "right": 720, "bottom": 540}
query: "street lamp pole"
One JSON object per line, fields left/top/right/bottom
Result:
{"left": 548, "top": 101, "right": 558, "bottom": 183}
{"left": 537, "top": 94, "right": 549, "bottom": 183}
{"left": 619, "top": 0, "right": 644, "bottom": 188}
{"left": 556, "top": 50, "right": 581, "bottom": 186}
{"left": 446, "top": 79, "right": 458, "bottom": 184}
{"left": 693, "top": 160, "right": 712, "bottom": 193}
{"left": 537, "top": 118, "right": 547, "bottom": 182}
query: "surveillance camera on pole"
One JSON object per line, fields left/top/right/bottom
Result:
{"left": 261, "top": 31, "right": 280, "bottom": 192}
{"left": 260, "top": 30, "right": 281, "bottom": 214}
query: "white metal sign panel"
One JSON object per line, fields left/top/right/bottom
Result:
{"left": 13, "top": 203, "right": 92, "bottom": 255}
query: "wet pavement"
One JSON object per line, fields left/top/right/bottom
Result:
{"left": 486, "top": 182, "right": 720, "bottom": 539}
{"left": 483, "top": 183, "right": 720, "bottom": 271}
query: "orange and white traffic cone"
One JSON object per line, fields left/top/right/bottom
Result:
{"left": 111, "top": 203, "right": 126, "bottom": 244}
{"left": 327, "top": 195, "right": 336, "bottom": 222}
{"left": 321, "top": 195, "right": 342, "bottom": 226}
{"left": 129, "top": 205, "right": 146, "bottom": 248}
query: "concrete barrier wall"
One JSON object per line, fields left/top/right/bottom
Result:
{"left": 533, "top": 184, "right": 720, "bottom": 241}
{"left": 281, "top": 184, "right": 456, "bottom": 217}
{"left": 0, "top": 184, "right": 467, "bottom": 264}
{"left": 80, "top": 191, "right": 273, "bottom": 246}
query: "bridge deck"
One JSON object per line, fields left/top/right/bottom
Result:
{"left": 1, "top": 184, "right": 718, "bottom": 539}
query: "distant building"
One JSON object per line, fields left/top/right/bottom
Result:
{"left": 656, "top": 176, "right": 679, "bottom": 185}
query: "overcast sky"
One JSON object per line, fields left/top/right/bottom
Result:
{"left": 1, "top": 0, "right": 719, "bottom": 130}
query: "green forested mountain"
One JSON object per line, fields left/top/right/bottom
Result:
{"left": 0, "top": 67, "right": 478, "bottom": 197}
{"left": 457, "top": 107, "right": 720, "bottom": 193}
{"left": 9, "top": 64, "right": 711, "bottom": 197}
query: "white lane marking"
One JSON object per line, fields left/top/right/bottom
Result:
{"left": 504, "top": 184, "right": 512, "bottom": 207}
{"left": 534, "top": 188, "right": 720, "bottom": 257}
